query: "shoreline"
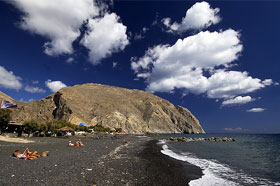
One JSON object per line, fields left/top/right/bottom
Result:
{"left": 138, "top": 140, "right": 203, "bottom": 186}
{"left": 0, "top": 135, "right": 202, "bottom": 185}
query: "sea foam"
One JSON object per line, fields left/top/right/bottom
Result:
{"left": 159, "top": 141, "right": 280, "bottom": 186}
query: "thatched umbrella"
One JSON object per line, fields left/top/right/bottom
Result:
{"left": 59, "top": 126, "right": 74, "bottom": 132}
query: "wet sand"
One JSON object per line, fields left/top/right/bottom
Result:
{"left": 0, "top": 135, "right": 202, "bottom": 186}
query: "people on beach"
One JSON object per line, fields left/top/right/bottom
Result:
{"left": 68, "top": 140, "right": 84, "bottom": 147}
{"left": 23, "top": 148, "right": 40, "bottom": 160}
{"left": 78, "top": 139, "right": 84, "bottom": 146}
{"left": 12, "top": 148, "right": 41, "bottom": 160}
{"left": 12, "top": 150, "right": 26, "bottom": 159}
{"left": 68, "top": 141, "right": 74, "bottom": 147}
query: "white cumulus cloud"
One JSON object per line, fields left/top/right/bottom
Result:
{"left": 206, "top": 71, "right": 266, "bottom": 99}
{"left": 7, "top": 0, "right": 129, "bottom": 64}
{"left": 162, "top": 1, "right": 220, "bottom": 33}
{"left": 81, "top": 13, "right": 129, "bottom": 65}
{"left": 247, "top": 108, "right": 265, "bottom": 112}
{"left": 24, "top": 86, "right": 46, "bottom": 93}
{"left": 221, "top": 96, "right": 254, "bottom": 106}
{"left": 131, "top": 29, "right": 273, "bottom": 103}
{"left": 45, "top": 80, "right": 67, "bottom": 92}
{"left": 0, "top": 66, "right": 22, "bottom": 90}
{"left": 262, "top": 79, "right": 273, "bottom": 86}
{"left": 132, "top": 29, "right": 242, "bottom": 73}
{"left": 8, "top": 0, "right": 99, "bottom": 56}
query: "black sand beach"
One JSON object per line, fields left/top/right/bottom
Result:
{"left": 0, "top": 135, "right": 202, "bottom": 186}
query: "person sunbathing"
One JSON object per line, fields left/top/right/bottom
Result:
{"left": 68, "top": 140, "right": 83, "bottom": 147}
{"left": 68, "top": 141, "right": 74, "bottom": 147}
{"left": 74, "top": 141, "right": 80, "bottom": 147}
{"left": 78, "top": 139, "right": 84, "bottom": 146}
{"left": 12, "top": 150, "right": 20, "bottom": 157}
{"left": 72, "top": 140, "right": 84, "bottom": 147}
{"left": 24, "top": 148, "right": 40, "bottom": 160}
{"left": 12, "top": 150, "right": 26, "bottom": 159}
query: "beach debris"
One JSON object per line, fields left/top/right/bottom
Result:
{"left": 86, "top": 168, "right": 92, "bottom": 171}
{"left": 41, "top": 151, "right": 49, "bottom": 157}
{"left": 11, "top": 175, "right": 15, "bottom": 177}
{"left": 168, "top": 137, "right": 236, "bottom": 142}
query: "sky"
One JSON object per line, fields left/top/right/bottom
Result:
{"left": 0, "top": 0, "right": 279, "bottom": 133}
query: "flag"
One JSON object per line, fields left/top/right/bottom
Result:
{"left": 1, "top": 100, "right": 17, "bottom": 109}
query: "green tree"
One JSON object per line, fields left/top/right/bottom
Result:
{"left": 93, "top": 124, "right": 111, "bottom": 133}
{"left": 46, "top": 120, "right": 76, "bottom": 135}
{"left": 115, "top": 128, "right": 122, "bottom": 133}
{"left": 0, "top": 109, "right": 12, "bottom": 134}
{"left": 77, "top": 125, "right": 87, "bottom": 131}
{"left": 23, "top": 120, "right": 40, "bottom": 136}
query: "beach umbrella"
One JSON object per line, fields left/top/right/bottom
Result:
{"left": 80, "top": 122, "right": 86, "bottom": 126}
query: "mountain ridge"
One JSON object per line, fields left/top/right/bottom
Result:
{"left": 1, "top": 83, "right": 205, "bottom": 134}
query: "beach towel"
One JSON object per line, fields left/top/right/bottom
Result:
{"left": 17, "top": 154, "right": 26, "bottom": 158}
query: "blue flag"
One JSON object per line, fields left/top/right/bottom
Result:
{"left": 1, "top": 100, "right": 17, "bottom": 109}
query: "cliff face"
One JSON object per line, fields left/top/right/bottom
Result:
{"left": 4, "top": 83, "right": 205, "bottom": 134}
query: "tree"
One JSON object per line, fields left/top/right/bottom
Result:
{"left": 0, "top": 109, "right": 12, "bottom": 134}
{"left": 93, "top": 124, "right": 111, "bottom": 133}
{"left": 23, "top": 120, "right": 40, "bottom": 136}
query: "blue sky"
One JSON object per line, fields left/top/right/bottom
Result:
{"left": 0, "top": 0, "right": 279, "bottom": 133}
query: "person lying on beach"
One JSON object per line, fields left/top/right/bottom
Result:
{"left": 78, "top": 139, "right": 84, "bottom": 146}
{"left": 12, "top": 148, "right": 40, "bottom": 160}
{"left": 12, "top": 150, "right": 26, "bottom": 159}
{"left": 69, "top": 140, "right": 84, "bottom": 147}
{"left": 68, "top": 141, "right": 74, "bottom": 147}
{"left": 24, "top": 148, "right": 40, "bottom": 160}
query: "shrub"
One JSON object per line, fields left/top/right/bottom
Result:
{"left": 115, "top": 128, "right": 122, "bottom": 133}
{"left": 23, "top": 120, "right": 40, "bottom": 136}
{"left": 22, "top": 120, "right": 89, "bottom": 136}
{"left": 76, "top": 125, "right": 87, "bottom": 131}
{"left": 93, "top": 124, "right": 111, "bottom": 133}
{"left": 0, "top": 109, "right": 11, "bottom": 134}
{"left": 45, "top": 120, "right": 75, "bottom": 132}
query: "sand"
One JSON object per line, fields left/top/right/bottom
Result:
{"left": 0, "top": 135, "right": 202, "bottom": 186}
{"left": 0, "top": 135, "right": 34, "bottom": 143}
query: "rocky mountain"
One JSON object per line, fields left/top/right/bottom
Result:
{"left": 0, "top": 91, "right": 16, "bottom": 103}
{"left": 2, "top": 83, "right": 205, "bottom": 134}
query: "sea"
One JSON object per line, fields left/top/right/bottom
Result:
{"left": 158, "top": 133, "right": 280, "bottom": 186}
